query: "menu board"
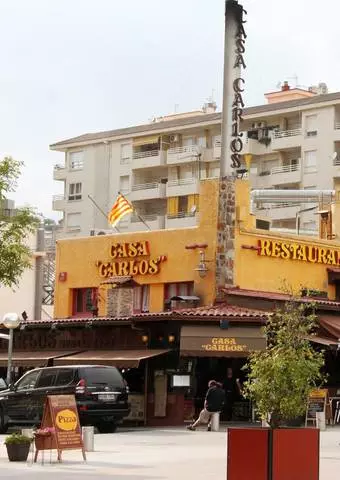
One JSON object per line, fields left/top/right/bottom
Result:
{"left": 305, "top": 389, "right": 327, "bottom": 426}
{"left": 34, "top": 395, "right": 85, "bottom": 462}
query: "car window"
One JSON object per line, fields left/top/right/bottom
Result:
{"left": 80, "top": 367, "right": 124, "bottom": 387}
{"left": 16, "top": 370, "right": 40, "bottom": 391}
{"left": 55, "top": 369, "right": 74, "bottom": 386}
{"left": 35, "top": 370, "right": 57, "bottom": 388}
{"left": 0, "top": 378, "right": 7, "bottom": 389}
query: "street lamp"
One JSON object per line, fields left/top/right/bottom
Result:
{"left": 2, "top": 313, "right": 20, "bottom": 385}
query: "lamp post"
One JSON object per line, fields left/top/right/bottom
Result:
{"left": 2, "top": 313, "right": 20, "bottom": 385}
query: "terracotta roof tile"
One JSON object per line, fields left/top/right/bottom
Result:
{"left": 223, "top": 287, "right": 340, "bottom": 309}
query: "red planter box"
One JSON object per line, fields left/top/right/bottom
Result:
{"left": 227, "top": 427, "right": 319, "bottom": 480}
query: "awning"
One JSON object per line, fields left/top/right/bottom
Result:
{"left": 306, "top": 335, "right": 339, "bottom": 347}
{"left": 54, "top": 349, "right": 169, "bottom": 368}
{"left": 133, "top": 135, "right": 159, "bottom": 147}
{"left": 318, "top": 315, "right": 340, "bottom": 340}
{"left": 180, "top": 325, "right": 266, "bottom": 357}
{"left": 0, "top": 351, "right": 81, "bottom": 367}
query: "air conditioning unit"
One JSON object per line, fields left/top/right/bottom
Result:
{"left": 170, "top": 134, "right": 181, "bottom": 143}
{"left": 89, "top": 228, "right": 115, "bottom": 236}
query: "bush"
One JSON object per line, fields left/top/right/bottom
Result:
{"left": 4, "top": 433, "right": 32, "bottom": 445}
{"left": 243, "top": 300, "right": 325, "bottom": 428}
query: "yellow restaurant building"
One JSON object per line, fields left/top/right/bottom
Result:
{"left": 2, "top": 177, "right": 340, "bottom": 426}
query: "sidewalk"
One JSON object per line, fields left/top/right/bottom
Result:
{"left": 0, "top": 427, "right": 338, "bottom": 479}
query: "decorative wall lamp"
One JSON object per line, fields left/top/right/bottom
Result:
{"left": 141, "top": 334, "right": 149, "bottom": 345}
{"left": 185, "top": 243, "right": 210, "bottom": 278}
{"left": 168, "top": 334, "right": 176, "bottom": 344}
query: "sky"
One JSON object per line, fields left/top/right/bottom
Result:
{"left": 0, "top": 0, "right": 339, "bottom": 219}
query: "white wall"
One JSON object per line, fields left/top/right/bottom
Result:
{"left": 0, "top": 233, "right": 38, "bottom": 321}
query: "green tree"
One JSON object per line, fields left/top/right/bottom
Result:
{"left": 0, "top": 157, "right": 39, "bottom": 287}
{"left": 243, "top": 300, "right": 325, "bottom": 428}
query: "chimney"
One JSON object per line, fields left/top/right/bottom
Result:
{"left": 203, "top": 101, "right": 217, "bottom": 114}
{"left": 281, "top": 81, "right": 290, "bottom": 92}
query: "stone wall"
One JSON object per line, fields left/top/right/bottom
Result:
{"left": 107, "top": 287, "right": 134, "bottom": 317}
{"left": 215, "top": 176, "right": 236, "bottom": 298}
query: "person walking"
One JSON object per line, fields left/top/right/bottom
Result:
{"left": 187, "top": 380, "right": 225, "bottom": 431}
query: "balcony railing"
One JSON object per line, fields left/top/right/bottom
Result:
{"left": 52, "top": 195, "right": 65, "bottom": 202}
{"left": 133, "top": 150, "right": 160, "bottom": 159}
{"left": 167, "top": 177, "right": 196, "bottom": 187}
{"left": 131, "top": 182, "right": 159, "bottom": 191}
{"left": 131, "top": 213, "right": 159, "bottom": 222}
{"left": 167, "top": 211, "right": 196, "bottom": 220}
{"left": 335, "top": 122, "right": 340, "bottom": 130}
{"left": 54, "top": 163, "right": 65, "bottom": 170}
{"left": 168, "top": 145, "right": 200, "bottom": 156}
{"left": 334, "top": 155, "right": 340, "bottom": 166}
{"left": 273, "top": 128, "right": 302, "bottom": 139}
{"left": 271, "top": 164, "right": 300, "bottom": 175}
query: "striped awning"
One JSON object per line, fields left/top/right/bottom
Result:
{"left": 133, "top": 135, "right": 159, "bottom": 146}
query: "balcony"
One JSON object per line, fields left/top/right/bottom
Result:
{"left": 130, "top": 214, "right": 165, "bottom": 231}
{"left": 271, "top": 163, "right": 302, "bottom": 186}
{"left": 132, "top": 150, "right": 166, "bottom": 169}
{"left": 129, "top": 182, "right": 166, "bottom": 201}
{"left": 271, "top": 128, "right": 302, "bottom": 150}
{"left": 166, "top": 212, "right": 198, "bottom": 229}
{"left": 166, "top": 178, "right": 199, "bottom": 197}
{"left": 167, "top": 145, "right": 201, "bottom": 165}
{"left": 53, "top": 164, "right": 67, "bottom": 181}
{"left": 242, "top": 137, "right": 273, "bottom": 156}
{"left": 52, "top": 195, "right": 66, "bottom": 211}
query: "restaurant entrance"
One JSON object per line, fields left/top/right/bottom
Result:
{"left": 192, "top": 357, "right": 249, "bottom": 421}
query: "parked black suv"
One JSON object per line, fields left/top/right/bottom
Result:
{"left": 0, "top": 365, "right": 130, "bottom": 433}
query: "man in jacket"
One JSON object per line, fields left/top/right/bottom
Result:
{"left": 187, "top": 380, "right": 225, "bottom": 431}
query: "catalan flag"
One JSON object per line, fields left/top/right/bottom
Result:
{"left": 108, "top": 194, "right": 133, "bottom": 227}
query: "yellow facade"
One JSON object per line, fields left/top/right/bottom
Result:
{"left": 234, "top": 180, "right": 338, "bottom": 299}
{"left": 54, "top": 177, "right": 340, "bottom": 319}
{"left": 54, "top": 179, "right": 219, "bottom": 318}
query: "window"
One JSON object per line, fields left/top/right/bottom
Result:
{"left": 197, "top": 135, "right": 206, "bottom": 147}
{"left": 55, "top": 369, "right": 75, "bottom": 386}
{"left": 73, "top": 288, "right": 98, "bottom": 316}
{"left": 133, "top": 285, "right": 150, "bottom": 313}
{"left": 67, "top": 213, "right": 81, "bottom": 229}
{"left": 183, "top": 137, "right": 195, "bottom": 146}
{"left": 119, "top": 175, "right": 130, "bottom": 194}
{"left": 68, "top": 182, "right": 82, "bottom": 201}
{"left": 121, "top": 144, "right": 131, "bottom": 164}
{"left": 304, "top": 150, "right": 317, "bottom": 173}
{"left": 16, "top": 370, "right": 40, "bottom": 391}
{"left": 35, "top": 370, "right": 57, "bottom": 388}
{"left": 305, "top": 115, "right": 317, "bottom": 137}
{"left": 165, "top": 282, "right": 194, "bottom": 300}
{"left": 178, "top": 196, "right": 188, "bottom": 213}
{"left": 69, "top": 151, "right": 84, "bottom": 170}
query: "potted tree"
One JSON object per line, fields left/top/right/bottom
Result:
{"left": 227, "top": 300, "right": 325, "bottom": 480}
{"left": 5, "top": 433, "right": 32, "bottom": 462}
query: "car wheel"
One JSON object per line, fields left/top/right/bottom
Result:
{"left": 97, "top": 421, "right": 118, "bottom": 434}
{"left": 0, "top": 410, "right": 8, "bottom": 434}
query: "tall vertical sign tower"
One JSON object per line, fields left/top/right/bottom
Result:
{"left": 216, "top": 0, "right": 247, "bottom": 295}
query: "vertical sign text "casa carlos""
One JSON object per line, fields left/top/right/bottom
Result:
{"left": 231, "top": 5, "right": 247, "bottom": 169}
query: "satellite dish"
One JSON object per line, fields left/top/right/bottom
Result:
{"left": 332, "top": 152, "right": 338, "bottom": 161}
{"left": 190, "top": 205, "right": 197, "bottom": 214}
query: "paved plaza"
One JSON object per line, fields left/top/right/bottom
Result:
{"left": 0, "top": 427, "right": 339, "bottom": 479}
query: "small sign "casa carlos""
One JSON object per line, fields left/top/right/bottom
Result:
{"left": 96, "top": 241, "right": 167, "bottom": 278}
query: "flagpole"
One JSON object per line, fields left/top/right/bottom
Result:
{"left": 118, "top": 191, "right": 151, "bottom": 231}
{"left": 88, "top": 194, "right": 120, "bottom": 233}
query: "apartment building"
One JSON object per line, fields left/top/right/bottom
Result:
{"left": 51, "top": 83, "right": 340, "bottom": 237}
